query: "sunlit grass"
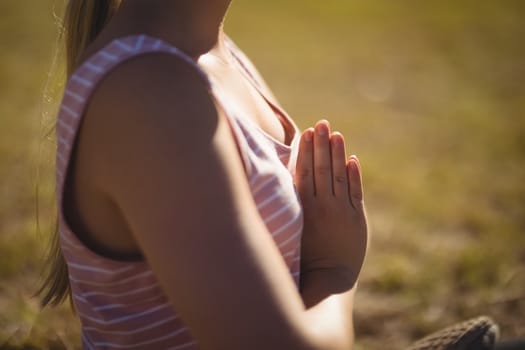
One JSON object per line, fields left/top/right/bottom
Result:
{"left": 1, "top": 1, "right": 524, "bottom": 349}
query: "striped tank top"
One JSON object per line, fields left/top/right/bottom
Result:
{"left": 56, "top": 35, "right": 304, "bottom": 349}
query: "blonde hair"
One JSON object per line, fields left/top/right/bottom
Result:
{"left": 39, "top": 0, "right": 121, "bottom": 307}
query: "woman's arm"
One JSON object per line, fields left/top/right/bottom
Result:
{"left": 84, "top": 52, "right": 363, "bottom": 350}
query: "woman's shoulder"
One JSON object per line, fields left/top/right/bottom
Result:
{"left": 68, "top": 36, "right": 226, "bottom": 202}
{"left": 90, "top": 48, "right": 212, "bottom": 120}
{"left": 82, "top": 49, "right": 221, "bottom": 179}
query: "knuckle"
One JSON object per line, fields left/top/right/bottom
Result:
{"left": 334, "top": 175, "right": 346, "bottom": 184}
{"left": 315, "top": 165, "right": 331, "bottom": 176}
{"left": 297, "top": 168, "right": 311, "bottom": 180}
{"left": 351, "top": 195, "right": 365, "bottom": 209}
{"left": 351, "top": 193, "right": 364, "bottom": 202}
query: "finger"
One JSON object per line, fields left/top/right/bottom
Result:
{"left": 313, "top": 120, "right": 332, "bottom": 196}
{"left": 295, "top": 128, "right": 315, "bottom": 197}
{"left": 330, "top": 132, "right": 348, "bottom": 198}
{"left": 347, "top": 155, "right": 364, "bottom": 210}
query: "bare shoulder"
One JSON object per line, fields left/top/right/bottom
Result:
{"left": 80, "top": 52, "right": 220, "bottom": 189}
{"left": 91, "top": 52, "right": 216, "bottom": 144}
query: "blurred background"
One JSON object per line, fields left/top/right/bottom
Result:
{"left": 0, "top": 1, "right": 524, "bottom": 349}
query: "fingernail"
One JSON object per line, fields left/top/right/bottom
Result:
{"left": 331, "top": 132, "right": 343, "bottom": 147}
{"left": 332, "top": 131, "right": 344, "bottom": 140}
{"left": 349, "top": 155, "right": 361, "bottom": 169}
{"left": 304, "top": 129, "right": 312, "bottom": 142}
{"left": 317, "top": 123, "right": 328, "bottom": 136}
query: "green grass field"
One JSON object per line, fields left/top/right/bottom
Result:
{"left": 1, "top": 1, "right": 524, "bottom": 349}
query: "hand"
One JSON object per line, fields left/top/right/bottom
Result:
{"left": 295, "top": 120, "right": 368, "bottom": 288}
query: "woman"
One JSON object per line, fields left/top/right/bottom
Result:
{"left": 40, "top": 0, "right": 368, "bottom": 349}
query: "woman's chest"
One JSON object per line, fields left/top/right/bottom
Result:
{"left": 199, "top": 57, "right": 292, "bottom": 146}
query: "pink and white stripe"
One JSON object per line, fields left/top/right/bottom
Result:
{"left": 57, "top": 34, "right": 303, "bottom": 349}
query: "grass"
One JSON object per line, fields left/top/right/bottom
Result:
{"left": 1, "top": 1, "right": 524, "bottom": 349}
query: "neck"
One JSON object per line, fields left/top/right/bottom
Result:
{"left": 115, "top": 0, "right": 232, "bottom": 58}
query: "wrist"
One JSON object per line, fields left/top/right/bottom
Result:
{"left": 301, "top": 270, "right": 356, "bottom": 350}
{"left": 300, "top": 266, "right": 357, "bottom": 308}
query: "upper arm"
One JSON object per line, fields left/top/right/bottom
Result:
{"left": 85, "top": 54, "right": 313, "bottom": 349}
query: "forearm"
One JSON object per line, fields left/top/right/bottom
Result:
{"left": 300, "top": 269, "right": 357, "bottom": 350}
